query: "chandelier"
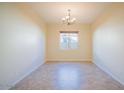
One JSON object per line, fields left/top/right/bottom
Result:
{"left": 62, "top": 9, "right": 76, "bottom": 25}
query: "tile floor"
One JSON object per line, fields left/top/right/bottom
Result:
{"left": 11, "top": 61, "right": 124, "bottom": 90}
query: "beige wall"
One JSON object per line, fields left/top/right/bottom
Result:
{"left": 92, "top": 5, "right": 124, "bottom": 85}
{"left": 0, "top": 4, "right": 47, "bottom": 89}
{"left": 46, "top": 24, "right": 92, "bottom": 61}
{"left": 1, "top": 3, "right": 124, "bottom": 90}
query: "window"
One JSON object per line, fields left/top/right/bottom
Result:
{"left": 60, "top": 31, "right": 78, "bottom": 49}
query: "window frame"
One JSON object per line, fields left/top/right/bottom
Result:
{"left": 59, "top": 31, "right": 79, "bottom": 50}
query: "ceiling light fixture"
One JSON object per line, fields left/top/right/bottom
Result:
{"left": 62, "top": 9, "right": 76, "bottom": 25}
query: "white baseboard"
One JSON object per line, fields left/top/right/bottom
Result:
{"left": 2, "top": 60, "right": 45, "bottom": 90}
{"left": 93, "top": 60, "right": 124, "bottom": 86}
{"left": 0, "top": 85, "right": 11, "bottom": 90}
{"left": 46, "top": 59, "right": 92, "bottom": 62}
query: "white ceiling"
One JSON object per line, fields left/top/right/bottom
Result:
{"left": 22, "top": 3, "right": 112, "bottom": 24}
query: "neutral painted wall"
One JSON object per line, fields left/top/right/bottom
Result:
{"left": 0, "top": 4, "right": 46, "bottom": 89}
{"left": 47, "top": 24, "right": 92, "bottom": 61}
{"left": 92, "top": 5, "right": 124, "bottom": 85}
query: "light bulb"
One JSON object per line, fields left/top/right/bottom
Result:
{"left": 62, "top": 18, "right": 65, "bottom": 21}
{"left": 72, "top": 18, "right": 76, "bottom": 21}
{"left": 66, "top": 16, "right": 69, "bottom": 19}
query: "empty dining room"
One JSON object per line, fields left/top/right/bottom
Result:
{"left": 0, "top": 2, "right": 124, "bottom": 90}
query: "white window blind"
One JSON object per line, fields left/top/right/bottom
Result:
{"left": 60, "top": 31, "right": 79, "bottom": 49}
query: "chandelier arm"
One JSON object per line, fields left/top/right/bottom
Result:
{"left": 62, "top": 9, "right": 76, "bottom": 25}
